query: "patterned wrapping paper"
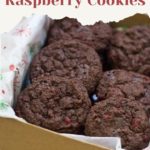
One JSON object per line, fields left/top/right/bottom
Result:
{"left": 0, "top": 15, "right": 149, "bottom": 150}
{"left": 0, "top": 14, "right": 50, "bottom": 117}
{"left": 0, "top": 71, "right": 16, "bottom": 118}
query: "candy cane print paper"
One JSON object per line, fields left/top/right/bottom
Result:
{"left": 0, "top": 15, "right": 50, "bottom": 104}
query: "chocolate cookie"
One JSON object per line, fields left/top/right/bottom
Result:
{"left": 47, "top": 17, "right": 81, "bottom": 44}
{"left": 15, "top": 76, "right": 91, "bottom": 134}
{"left": 108, "top": 26, "right": 150, "bottom": 76}
{"left": 91, "top": 21, "right": 112, "bottom": 52}
{"left": 47, "top": 18, "right": 112, "bottom": 53}
{"left": 30, "top": 40, "right": 102, "bottom": 93}
{"left": 69, "top": 21, "right": 112, "bottom": 52}
{"left": 85, "top": 98, "right": 150, "bottom": 150}
{"left": 96, "top": 70, "right": 150, "bottom": 112}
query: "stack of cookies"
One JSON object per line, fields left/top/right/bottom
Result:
{"left": 15, "top": 17, "right": 150, "bottom": 150}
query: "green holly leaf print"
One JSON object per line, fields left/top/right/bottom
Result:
{"left": 0, "top": 74, "right": 3, "bottom": 80}
{"left": 30, "top": 47, "right": 34, "bottom": 56}
{"left": 29, "top": 44, "right": 41, "bottom": 57}
{"left": 0, "top": 101, "right": 8, "bottom": 110}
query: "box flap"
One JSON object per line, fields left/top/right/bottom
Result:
{"left": 0, "top": 118, "right": 110, "bottom": 150}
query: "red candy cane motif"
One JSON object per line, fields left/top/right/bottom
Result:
{"left": 13, "top": 25, "right": 31, "bottom": 37}
{"left": 18, "top": 51, "right": 29, "bottom": 68}
{"left": 22, "top": 53, "right": 28, "bottom": 66}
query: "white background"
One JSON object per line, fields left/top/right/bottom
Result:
{"left": 0, "top": 0, "right": 150, "bottom": 33}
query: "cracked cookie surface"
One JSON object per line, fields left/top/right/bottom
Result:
{"left": 96, "top": 70, "right": 150, "bottom": 111}
{"left": 47, "top": 17, "right": 81, "bottom": 44}
{"left": 85, "top": 97, "right": 150, "bottom": 150}
{"left": 108, "top": 26, "right": 150, "bottom": 76}
{"left": 15, "top": 76, "right": 91, "bottom": 134}
{"left": 69, "top": 21, "right": 112, "bottom": 52}
{"left": 92, "top": 70, "right": 150, "bottom": 150}
{"left": 47, "top": 18, "right": 112, "bottom": 53}
{"left": 30, "top": 40, "right": 102, "bottom": 93}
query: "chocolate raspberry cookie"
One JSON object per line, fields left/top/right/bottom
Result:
{"left": 15, "top": 76, "right": 91, "bottom": 134}
{"left": 47, "top": 18, "right": 112, "bottom": 53}
{"left": 30, "top": 40, "right": 102, "bottom": 93}
{"left": 85, "top": 97, "right": 150, "bottom": 150}
{"left": 108, "top": 26, "right": 150, "bottom": 76}
{"left": 69, "top": 21, "right": 112, "bottom": 52}
{"left": 96, "top": 70, "right": 150, "bottom": 112}
{"left": 47, "top": 17, "right": 81, "bottom": 44}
